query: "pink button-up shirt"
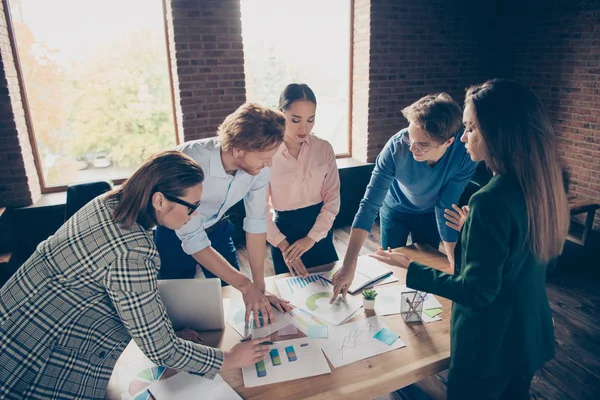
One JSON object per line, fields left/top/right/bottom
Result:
{"left": 267, "top": 134, "right": 341, "bottom": 246}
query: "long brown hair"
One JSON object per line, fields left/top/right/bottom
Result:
{"left": 465, "top": 79, "right": 569, "bottom": 263}
{"left": 105, "top": 151, "right": 204, "bottom": 230}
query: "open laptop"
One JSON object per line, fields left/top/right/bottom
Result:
{"left": 157, "top": 278, "right": 225, "bottom": 331}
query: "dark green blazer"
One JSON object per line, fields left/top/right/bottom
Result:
{"left": 407, "top": 174, "right": 555, "bottom": 378}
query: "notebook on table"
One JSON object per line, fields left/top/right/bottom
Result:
{"left": 323, "top": 255, "right": 393, "bottom": 295}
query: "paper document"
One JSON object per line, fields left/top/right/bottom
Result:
{"left": 324, "top": 255, "right": 393, "bottom": 294}
{"left": 148, "top": 372, "right": 241, "bottom": 399}
{"left": 275, "top": 273, "right": 329, "bottom": 299}
{"left": 226, "top": 299, "right": 293, "bottom": 339}
{"left": 241, "top": 338, "right": 331, "bottom": 387}
{"left": 319, "top": 316, "right": 406, "bottom": 368}
{"left": 282, "top": 280, "right": 363, "bottom": 325}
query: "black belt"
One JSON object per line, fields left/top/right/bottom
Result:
{"left": 205, "top": 215, "right": 230, "bottom": 236}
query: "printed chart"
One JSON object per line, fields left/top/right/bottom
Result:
{"left": 118, "top": 360, "right": 178, "bottom": 400}
{"left": 242, "top": 338, "right": 331, "bottom": 387}
{"left": 319, "top": 316, "right": 406, "bottom": 368}
{"left": 288, "top": 307, "right": 327, "bottom": 335}
{"left": 276, "top": 278, "right": 363, "bottom": 325}
{"left": 275, "top": 273, "right": 329, "bottom": 298}
{"left": 226, "top": 299, "right": 293, "bottom": 339}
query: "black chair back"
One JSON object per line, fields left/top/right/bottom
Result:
{"left": 65, "top": 181, "right": 112, "bottom": 221}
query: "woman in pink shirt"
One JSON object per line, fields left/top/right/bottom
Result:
{"left": 267, "top": 83, "right": 341, "bottom": 276}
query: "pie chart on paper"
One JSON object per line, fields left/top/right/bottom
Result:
{"left": 305, "top": 292, "right": 344, "bottom": 312}
{"left": 128, "top": 366, "right": 178, "bottom": 400}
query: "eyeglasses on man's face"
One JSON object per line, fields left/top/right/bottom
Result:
{"left": 163, "top": 194, "right": 200, "bottom": 216}
{"left": 401, "top": 130, "right": 440, "bottom": 156}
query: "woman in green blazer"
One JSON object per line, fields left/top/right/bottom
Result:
{"left": 372, "top": 79, "right": 569, "bottom": 400}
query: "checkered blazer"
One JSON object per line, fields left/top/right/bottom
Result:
{"left": 0, "top": 196, "right": 223, "bottom": 399}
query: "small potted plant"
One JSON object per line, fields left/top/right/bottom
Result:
{"left": 362, "top": 289, "right": 378, "bottom": 310}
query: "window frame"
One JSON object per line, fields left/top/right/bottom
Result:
{"left": 3, "top": 0, "right": 179, "bottom": 194}
{"left": 336, "top": 0, "right": 354, "bottom": 160}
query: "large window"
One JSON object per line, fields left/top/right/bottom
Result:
{"left": 8, "top": 0, "right": 176, "bottom": 189}
{"left": 240, "top": 0, "right": 352, "bottom": 156}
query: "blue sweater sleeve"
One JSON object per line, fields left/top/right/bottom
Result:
{"left": 352, "top": 136, "right": 398, "bottom": 232}
{"left": 435, "top": 153, "right": 478, "bottom": 242}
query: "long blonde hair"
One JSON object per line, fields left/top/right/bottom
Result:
{"left": 465, "top": 79, "right": 569, "bottom": 263}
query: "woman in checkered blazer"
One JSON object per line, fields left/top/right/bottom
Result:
{"left": 0, "top": 151, "right": 271, "bottom": 399}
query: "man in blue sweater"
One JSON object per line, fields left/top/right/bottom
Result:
{"left": 331, "top": 93, "right": 477, "bottom": 300}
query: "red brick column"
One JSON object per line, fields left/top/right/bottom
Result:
{"left": 0, "top": 0, "right": 40, "bottom": 208}
{"left": 166, "top": 0, "right": 247, "bottom": 142}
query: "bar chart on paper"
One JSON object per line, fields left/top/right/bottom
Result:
{"left": 242, "top": 338, "right": 331, "bottom": 387}
{"left": 276, "top": 273, "right": 329, "bottom": 298}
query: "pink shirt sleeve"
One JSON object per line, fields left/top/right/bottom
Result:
{"left": 307, "top": 143, "right": 341, "bottom": 242}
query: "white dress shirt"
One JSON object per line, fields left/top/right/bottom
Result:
{"left": 175, "top": 138, "right": 269, "bottom": 255}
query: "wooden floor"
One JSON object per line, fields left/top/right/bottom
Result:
{"left": 237, "top": 224, "right": 600, "bottom": 400}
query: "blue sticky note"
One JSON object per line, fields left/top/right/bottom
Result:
{"left": 307, "top": 325, "right": 328, "bottom": 338}
{"left": 373, "top": 327, "right": 399, "bottom": 346}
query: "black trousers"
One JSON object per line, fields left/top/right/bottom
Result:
{"left": 271, "top": 202, "right": 339, "bottom": 275}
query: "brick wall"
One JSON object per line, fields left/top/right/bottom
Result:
{"left": 0, "top": 0, "right": 40, "bottom": 208}
{"left": 495, "top": 0, "right": 600, "bottom": 229}
{"left": 167, "top": 0, "right": 246, "bottom": 142}
{"left": 365, "top": 0, "right": 496, "bottom": 161}
{"left": 1, "top": 0, "right": 599, "bottom": 232}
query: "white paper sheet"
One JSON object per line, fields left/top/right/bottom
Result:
{"left": 147, "top": 372, "right": 241, "bottom": 399}
{"left": 226, "top": 299, "right": 293, "bottom": 339}
{"left": 423, "top": 293, "right": 443, "bottom": 310}
{"left": 372, "top": 274, "right": 399, "bottom": 287}
{"left": 282, "top": 280, "right": 363, "bottom": 325}
{"left": 117, "top": 359, "right": 180, "bottom": 400}
{"left": 277, "top": 324, "right": 299, "bottom": 336}
{"left": 288, "top": 307, "right": 328, "bottom": 335}
{"left": 319, "top": 316, "right": 406, "bottom": 368}
{"left": 421, "top": 313, "right": 442, "bottom": 323}
{"left": 324, "top": 255, "right": 394, "bottom": 294}
{"left": 373, "top": 285, "right": 403, "bottom": 316}
{"left": 241, "top": 338, "right": 331, "bottom": 387}
{"left": 275, "top": 273, "right": 329, "bottom": 299}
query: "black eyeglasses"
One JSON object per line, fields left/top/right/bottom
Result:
{"left": 163, "top": 194, "right": 200, "bottom": 216}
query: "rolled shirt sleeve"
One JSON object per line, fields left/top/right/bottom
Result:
{"left": 175, "top": 215, "right": 212, "bottom": 255}
{"left": 308, "top": 143, "right": 341, "bottom": 242}
{"left": 243, "top": 167, "right": 269, "bottom": 234}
